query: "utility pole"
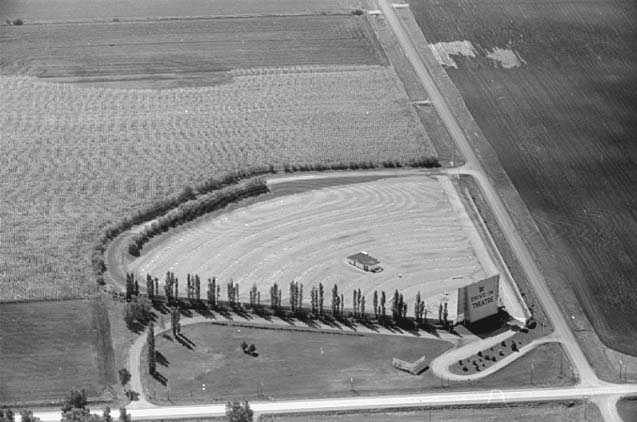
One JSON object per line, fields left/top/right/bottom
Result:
{"left": 531, "top": 363, "right": 535, "bottom": 385}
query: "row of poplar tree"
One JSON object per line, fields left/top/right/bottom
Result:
{"left": 127, "top": 271, "right": 450, "bottom": 326}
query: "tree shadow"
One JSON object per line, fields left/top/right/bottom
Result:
{"left": 178, "top": 306, "right": 193, "bottom": 318}
{"left": 155, "top": 350, "right": 169, "bottom": 367}
{"left": 275, "top": 312, "right": 296, "bottom": 326}
{"left": 464, "top": 310, "right": 512, "bottom": 339}
{"left": 335, "top": 317, "right": 357, "bottom": 331}
{"left": 152, "top": 301, "right": 170, "bottom": 314}
{"left": 295, "top": 313, "right": 319, "bottom": 329}
{"left": 215, "top": 307, "right": 233, "bottom": 321}
{"left": 151, "top": 370, "right": 167, "bottom": 386}
{"left": 358, "top": 319, "right": 380, "bottom": 332}
{"left": 254, "top": 308, "right": 273, "bottom": 322}
{"left": 194, "top": 307, "right": 216, "bottom": 319}
{"left": 233, "top": 307, "right": 253, "bottom": 321}
{"left": 176, "top": 333, "right": 196, "bottom": 350}
{"left": 318, "top": 315, "right": 342, "bottom": 330}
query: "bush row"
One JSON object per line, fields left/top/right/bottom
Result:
{"left": 90, "top": 166, "right": 275, "bottom": 285}
{"left": 282, "top": 157, "right": 440, "bottom": 173}
{"left": 128, "top": 179, "right": 269, "bottom": 256}
{"left": 91, "top": 157, "right": 440, "bottom": 286}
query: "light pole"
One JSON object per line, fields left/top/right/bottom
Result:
{"left": 584, "top": 395, "right": 588, "bottom": 420}
{"left": 531, "top": 363, "right": 534, "bottom": 385}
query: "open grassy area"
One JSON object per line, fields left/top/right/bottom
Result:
{"left": 0, "top": 299, "right": 115, "bottom": 405}
{"left": 261, "top": 401, "right": 602, "bottom": 422}
{"left": 409, "top": 0, "right": 637, "bottom": 354}
{"left": 141, "top": 322, "right": 453, "bottom": 403}
{"left": 451, "top": 342, "right": 576, "bottom": 389}
{"left": 618, "top": 397, "right": 637, "bottom": 422}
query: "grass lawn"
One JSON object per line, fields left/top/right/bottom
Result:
{"left": 260, "top": 401, "right": 601, "bottom": 422}
{"left": 0, "top": 298, "right": 115, "bottom": 405}
{"left": 461, "top": 342, "right": 575, "bottom": 389}
{"left": 618, "top": 397, "right": 637, "bottom": 422}
{"left": 141, "top": 323, "right": 453, "bottom": 403}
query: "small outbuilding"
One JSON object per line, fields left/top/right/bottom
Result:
{"left": 347, "top": 251, "right": 382, "bottom": 273}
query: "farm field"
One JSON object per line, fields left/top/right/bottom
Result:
{"left": 130, "top": 175, "right": 505, "bottom": 314}
{"left": 0, "top": 0, "right": 357, "bottom": 23}
{"left": 262, "top": 401, "right": 601, "bottom": 422}
{"left": 0, "top": 299, "right": 115, "bottom": 405}
{"left": 0, "top": 17, "right": 437, "bottom": 302}
{"left": 141, "top": 322, "right": 454, "bottom": 404}
{"left": 409, "top": 0, "right": 637, "bottom": 354}
{"left": 0, "top": 15, "right": 387, "bottom": 88}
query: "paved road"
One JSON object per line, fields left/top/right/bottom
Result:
{"left": 31, "top": 383, "right": 637, "bottom": 421}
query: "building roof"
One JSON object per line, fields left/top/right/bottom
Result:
{"left": 347, "top": 251, "right": 380, "bottom": 266}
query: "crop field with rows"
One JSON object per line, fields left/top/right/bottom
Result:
{"left": 0, "top": 14, "right": 387, "bottom": 88}
{"left": 0, "top": 64, "right": 436, "bottom": 301}
{"left": 0, "top": 0, "right": 357, "bottom": 23}
{"left": 410, "top": 0, "right": 637, "bottom": 354}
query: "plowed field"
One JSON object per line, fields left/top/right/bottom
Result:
{"left": 410, "top": 0, "right": 637, "bottom": 353}
{"left": 0, "top": 14, "right": 387, "bottom": 88}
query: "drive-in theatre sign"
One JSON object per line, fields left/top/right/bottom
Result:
{"left": 457, "top": 274, "right": 500, "bottom": 323}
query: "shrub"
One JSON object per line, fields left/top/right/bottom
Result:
{"left": 128, "top": 242, "right": 140, "bottom": 257}
{"left": 241, "top": 341, "right": 248, "bottom": 351}
{"left": 247, "top": 344, "right": 256, "bottom": 354}
{"left": 352, "top": 9, "right": 365, "bottom": 15}
{"left": 12, "top": 19, "right": 23, "bottom": 25}
{"left": 511, "top": 342, "right": 518, "bottom": 352}
{"left": 499, "top": 349, "right": 505, "bottom": 356}
{"left": 462, "top": 366, "right": 468, "bottom": 372}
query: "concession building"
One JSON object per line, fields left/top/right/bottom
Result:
{"left": 347, "top": 251, "right": 383, "bottom": 273}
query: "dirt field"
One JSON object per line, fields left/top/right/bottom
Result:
{"left": 409, "top": 0, "right": 637, "bottom": 354}
{"left": 0, "top": 15, "right": 387, "bottom": 88}
{"left": 130, "top": 175, "right": 498, "bottom": 312}
{"left": 141, "top": 323, "right": 453, "bottom": 403}
{"left": 0, "top": 299, "right": 115, "bottom": 405}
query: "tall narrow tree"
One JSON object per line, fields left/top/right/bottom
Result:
{"left": 147, "top": 322, "right": 156, "bottom": 374}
